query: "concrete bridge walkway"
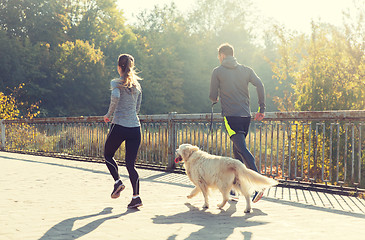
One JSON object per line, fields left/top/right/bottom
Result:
{"left": 1, "top": 151, "right": 365, "bottom": 240}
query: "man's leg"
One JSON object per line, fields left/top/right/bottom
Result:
{"left": 230, "top": 133, "right": 258, "bottom": 172}
{"left": 230, "top": 133, "right": 265, "bottom": 203}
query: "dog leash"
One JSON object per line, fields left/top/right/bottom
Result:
{"left": 209, "top": 102, "right": 217, "bottom": 134}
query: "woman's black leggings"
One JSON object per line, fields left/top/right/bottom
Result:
{"left": 104, "top": 124, "right": 141, "bottom": 195}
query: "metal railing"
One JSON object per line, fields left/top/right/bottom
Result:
{"left": 1, "top": 110, "right": 364, "bottom": 190}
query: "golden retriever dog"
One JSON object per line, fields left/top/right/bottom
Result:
{"left": 175, "top": 144, "right": 278, "bottom": 213}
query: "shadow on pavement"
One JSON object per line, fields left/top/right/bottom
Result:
{"left": 152, "top": 202, "right": 268, "bottom": 240}
{"left": 263, "top": 197, "right": 365, "bottom": 219}
{"left": 39, "top": 207, "right": 138, "bottom": 240}
{"left": 2, "top": 155, "right": 110, "bottom": 176}
{"left": 8, "top": 156, "right": 193, "bottom": 188}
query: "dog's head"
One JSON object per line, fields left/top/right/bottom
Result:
{"left": 175, "top": 144, "right": 200, "bottom": 163}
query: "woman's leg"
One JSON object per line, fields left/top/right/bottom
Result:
{"left": 124, "top": 127, "right": 141, "bottom": 196}
{"left": 104, "top": 124, "right": 125, "bottom": 181}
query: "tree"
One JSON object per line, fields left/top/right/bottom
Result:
{"left": 0, "top": 91, "right": 19, "bottom": 120}
{"left": 133, "top": 4, "right": 186, "bottom": 114}
{"left": 186, "top": 0, "right": 277, "bottom": 113}
{"left": 0, "top": 29, "right": 51, "bottom": 107}
{"left": 132, "top": 0, "right": 277, "bottom": 114}
{"left": 0, "top": 29, "right": 25, "bottom": 92}
{"left": 63, "top": 0, "right": 127, "bottom": 50}
{"left": 52, "top": 40, "right": 108, "bottom": 116}
{"left": 0, "top": 0, "right": 280, "bottom": 117}
{"left": 0, "top": 0, "right": 127, "bottom": 117}
{"left": 0, "top": 0, "right": 66, "bottom": 46}
{"left": 271, "top": 19, "right": 365, "bottom": 111}
{"left": 0, "top": 84, "right": 40, "bottom": 119}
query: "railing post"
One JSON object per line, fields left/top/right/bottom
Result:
{"left": 167, "top": 112, "right": 177, "bottom": 170}
{"left": 0, "top": 120, "right": 5, "bottom": 150}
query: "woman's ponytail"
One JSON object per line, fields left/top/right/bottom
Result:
{"left": 123, "top": 56, "right": 131, "bottom": 80}
{"left": 117, "top": 54, "right": 142, "bottom": 91}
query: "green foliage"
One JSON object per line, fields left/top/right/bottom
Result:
{"left": 270, "top": 4, "right": 365, "bottom": 111}
{"left": 133, "top": 0, "right": 275, "bottom": 114}
{"left": 133, "top": 4, "right": 187, "bottom": 114}
{"left": 63, "top": 0, "right": 127, "bottom": 49}
{"left": 53, "top": 40, "right": 108, "bottom": 116}
{"left": 1, "top": 0, "right": 363, "bottom": 117}
{"left": 1, "top": 0, "right": 279, "bottom": 117}
{"left": 0, "top": 29, "right": 24, "bottom": 91}
{"left": 0, "top": 0, "right": 66, "bottom": 46}
{"left": 294, "top": 24, "right": 364, "bottom": 111}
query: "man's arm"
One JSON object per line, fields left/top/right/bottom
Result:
{"left": 209, "top": 69, "right": 219, "bottom": 103}
{"left": 249, "top": 68, "right": 265, "bottom": 113}
{"left": 249, "top": 68, "right": 265, "bottom": 121}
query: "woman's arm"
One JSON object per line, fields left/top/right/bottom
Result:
{"left": 104, "top": 81, "right": 120, "bottom": 122}
{"left": 136, "top": 91, "right": 142, "bottom": 114}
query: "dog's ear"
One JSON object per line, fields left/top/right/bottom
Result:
{"left": 189, "top": 145, "right": 199, "bottom": 153}
{"left": 182, "top": 145, "right": 199, "bottom": 160}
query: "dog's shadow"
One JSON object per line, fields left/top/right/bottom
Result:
{"left": 152, "top": 202, "right": 268, "bottom": 240}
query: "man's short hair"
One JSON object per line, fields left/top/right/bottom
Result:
{"left": 218, "top": 43, "right": 234, "bottom": 56}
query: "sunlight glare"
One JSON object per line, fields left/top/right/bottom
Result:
{"left": 118, "top": 0, "right": 358, "bottom": 34}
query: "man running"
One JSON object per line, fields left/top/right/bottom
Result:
{"left": 209, "top": 43, "right": 266, "bottom": 203}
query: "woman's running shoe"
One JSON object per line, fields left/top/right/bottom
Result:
{"left": 111, "top": 180, "right": 125, "bottom": 199}
{"left": 127, "top": 197, "right": 143, "bottom": 208}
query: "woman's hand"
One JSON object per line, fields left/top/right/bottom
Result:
{"left": 103, "top": 115, "right": 110, "bottom": 123}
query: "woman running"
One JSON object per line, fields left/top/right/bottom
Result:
{"left": 103, "top": 54, "right": 143, "bottom": 208}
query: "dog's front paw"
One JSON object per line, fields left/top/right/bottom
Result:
{"left": 244, "top": 208, "right": 251, "bottom": 213}
{"left": 202, "top": 203, "right": 209, "bottom": 209}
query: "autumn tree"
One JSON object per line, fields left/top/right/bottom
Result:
{"left": 271, "top": 19, "right": 364, "bottom": 111}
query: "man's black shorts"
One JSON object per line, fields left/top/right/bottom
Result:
{"left": 223, "top": 116, "right": 251, "bottom": 137}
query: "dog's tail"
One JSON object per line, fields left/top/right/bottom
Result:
{"left": 234, "top": 163, "right": 278, "bottom": 191}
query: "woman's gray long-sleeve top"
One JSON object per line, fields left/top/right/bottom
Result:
{"left": 105, "top": 78, "right": 142, "bottom": 128}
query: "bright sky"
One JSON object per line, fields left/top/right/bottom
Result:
{"left": 117, "top": 0, "right": 358, "bottom": 34}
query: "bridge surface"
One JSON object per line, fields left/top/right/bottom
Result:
{"left": 1, "top": 151, "right": 365, "bottom": 240}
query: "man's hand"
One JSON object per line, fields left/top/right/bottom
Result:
{"left": 254, "top": 112, "right": 265, "bottom": 121}
{"left": 103, "top": 115, "right": 110, "bottom": 123}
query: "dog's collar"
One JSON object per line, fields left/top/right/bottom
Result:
{"left": 186, "top": 150, "right": 198, "bottom": 159}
